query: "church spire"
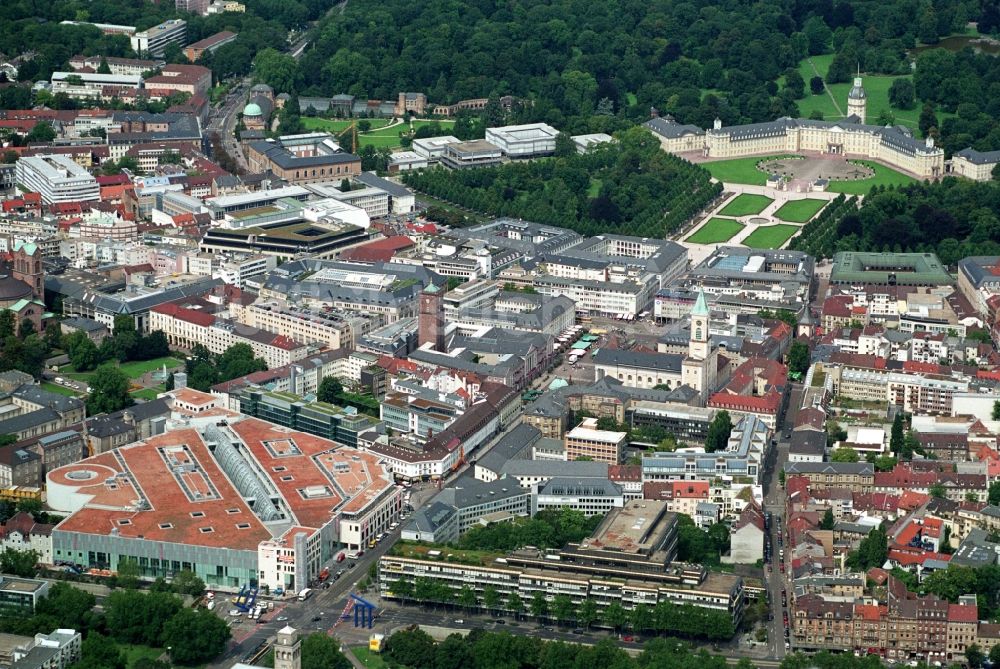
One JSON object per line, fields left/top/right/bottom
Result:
{"left": 691, "top": 287, "right": 709, "bottom": 317}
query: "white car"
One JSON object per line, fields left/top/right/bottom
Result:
{"left": 228, "top": 609, "right": 242, "bottom": 617}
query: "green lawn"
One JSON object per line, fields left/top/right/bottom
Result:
{"left": 773, "top": 198, "right": 827, "bottom": 223}
{"left": 304, "top": 118, "right": 459, "bottom": 150}
{"left": 130, "top": 388, "right": 162, "bottom": 401}
{"left": 827, "top": 160, "right": 916, "bottom": 194}
{"left": 718, "top": 193, "right": 773, "bottom": 216}
{"left": 122, "top": 644, "right": 164, "bottom": 669}
{"left": 587, "top": 178, "right": 603, "bottom": 197}
{"left": 703, "top": 156, "right": 800, "bottom": 185}
{"left": 743, "top": 224, "right": 800, "bottom": 249}
{"left": 300, "top": 117, "right": 393, "bottom": 133}
{"left": 359, "top": 119, "right": 457, "bottom": 149}
{"left": 60, "top": 356, "right": 184, "bottom": 384}
{"left": 118, "top": 357, "right": 185, "bottom": 380}
{"left": 686, "top": 218, "right": 745, "bottom": 244}
{"left": 794, "top": 55, "right": 953, "bottom": 130}
{"left": 352, "top": 646, "right": 389, "bottom": 668}
{"left": 40, "top": 381, "right": 82, "bottom": 397}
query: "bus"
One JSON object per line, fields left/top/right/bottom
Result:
{"left": 297, "top": 588, "right": 312, "bottom": 601}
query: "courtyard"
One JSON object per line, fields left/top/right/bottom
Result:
{"left": 703, "top": 154, "right": 915, "bottom": 194}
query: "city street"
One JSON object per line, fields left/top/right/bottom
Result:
{"left": 762, "top": 382, "right": 805, "bottom": 661}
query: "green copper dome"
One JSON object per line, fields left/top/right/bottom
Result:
{"left": 243, "top": 102, "right": 263, "bottom": 117}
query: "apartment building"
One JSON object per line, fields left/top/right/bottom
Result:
{"left": 234, "top": 301, "right": 370, "bottom": 351}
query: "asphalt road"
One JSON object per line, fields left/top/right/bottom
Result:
{"left": 763, "top": 382, "right": 805, "bottom": 660}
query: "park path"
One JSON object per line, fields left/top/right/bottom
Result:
{"left": 807, "top": 58, "right": 844, "bottom": 118}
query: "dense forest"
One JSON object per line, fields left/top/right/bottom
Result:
{"left": 402, "top": 127, "right": 721, "bottom": 237}
{"left": 792, "top": 178, "right": 1000, "bottom": 262}
{"left": 915, "top": 48, "right": 1000, "bottom": 153}
{"left": 291, "top": 0, "right": 982, "bottom": 136}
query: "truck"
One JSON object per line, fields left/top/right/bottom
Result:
{"left": 297, "top": 588, "right": 312, "bottom": 601}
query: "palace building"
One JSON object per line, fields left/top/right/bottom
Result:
{"left": 646, "top": 77, "right": 945, "bottom": 179}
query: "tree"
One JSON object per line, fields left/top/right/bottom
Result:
{"left": 162, "top": 607, "right": 230, "bottom": 665}
{"left": 35, "top": 582, "right": 96, "bottom": 630}
{"left": 482, "top": 586, "right": 500, "bottom": 614}
{"left": 0, "top": 547, "right": 38, "bottom": 577}
{"left": 217, "top": 343, "right": 266, "bottom": 381}
{"left": 301, "top": 632, "right": 352, "bottom": 669}
{"left": 530, "top": 592, "right": 548, "bottom": 621}
{"left": 170, "top": 570, "right": 205, "bottom": 597}
{"left": 115, "top": 556, "right": 140, "bottom": 589}
{"left": 602, "top": 601, "right": 627, "bottom": 631}
{"left": 830, "top": 448, "right": 859, "bottom": 463}
{"left": 989, "top": 642, "right": 1000, "bottom": 666}
{"left": 851, "top": 525, "right": 888, "bottom": 570}
{"left": 993, "top": 400, "right": 1000, "bottom": 421}
{"left": 784, "top": 70, "right": 805, "bottom": 99}
{"left": 595, "top": 417, "right": 622, "bottom": 432}
{"left": 457, "top": 585, "right": 477, "bottom": 613}
{"left": 810, "top": 76, "right": 825, "bottom": 95}
{"left": 507, "top": 591, "right": 524, "bottom": 619}
{"left": 929, "top": 482, "right": 947, "bottom": 499}
{"left": 97, "top": 57, "right": 112, "bottom": 75}
{"left": 705, "top": 410, "right": 732, "bottom": 452}
{"left": 577, "top": 598, "right": 598, "bottom": 629}
{"left": 73, "top": 633, "right": 125, "bottom": 669}
{"left": 384, "top": 627, "right": 435, "bottom": 668}
{"left": 26, "top": 122, "right": 56, "bottom": 143}
{"left": 989, "top": 481, "right": 1000, "bottom": 506}
{"left": 317, "top": 376, "right": 343, "bottom": 403}
{"left": 86, "top": 364, "right": 133, "bottom": 415}
{"left": 278, "top": 93, "right": 302, "bottom": 135}
{"left": 554, "top": 132, "right": 576, "bottom": 157}
{"left": 919, "top": 102, "right": 937, "bottom": 138}
{"left": 889, "top": 413, "right": 905, "bottom": 455}
{"left": 105, "top": 590, "right": 182, "bottom": 646}
{"left": 787, "top": 341, "right": 810, "bottom": 375}
{"left": 888, "top": 78, "right": 916, "bottom": 110}
{"left": 252, "top": 48, "right": 299, "bottom": 94}
{"left": 820, "top": 508, "right": 835, "bottom": 530}
{"left": 552, "top": 594, "right": 575, "bottom": 625}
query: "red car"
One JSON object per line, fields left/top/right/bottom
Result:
{"left": 622, "top": 636, "right": 635, "bottom": 643}
{"left": 779, "top": 564, "right": 785, "bottom": 573}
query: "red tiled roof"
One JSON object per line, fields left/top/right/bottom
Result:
{"left": 340, "top": 236, "right": 415, "bottom": 263}
{"left": 822, "top": 295, "right": 853, "bottom": 318}
{"left": 607, "top": 465, "right": 641, "bottom": 482}
{"left": 152, "top": 302, "right": 215, "bottom": 327}
{"left": 949, "top": 604, "right": 978, "bottom": 623}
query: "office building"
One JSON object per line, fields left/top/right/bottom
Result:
{"left": 485, "top": 123, "right": 559, "bottom": 157}
{"left": 130, "top": 19, "right": 187, "bottom": 57}
{"left": 15, "top": 156, "right": 99, "bottom": 205}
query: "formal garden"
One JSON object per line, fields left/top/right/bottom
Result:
{"left": 742, "top": 224, "right": 801, "bottom": 249}
{"left": 773, "top": 198, "right": 828, "bottom": 222}
{"left": 685, "top": 218, "right": 745, "bottom": 244}
{"left": 717, "top": 193, "right": 773, "bottom": 216}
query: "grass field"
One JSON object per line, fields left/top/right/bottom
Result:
{"left": 794, "top": 54, "right": 953, "bottom": 130}
{"left": 299, "top": 118, "right": 458, "bottom": 150}
{"left": 827, "top": 160, "right": 916, "bottom": 194}
{"left": 119, "top": 357, "right": 185, "bottom": 380}
{"left": 773, "top": 198, "right": 827, "bottom": 223}
{"left": 130, "top": 388, "right": 162, "bottom": 401}
{"left": 40, "top": 382, "right": 82, "bottom": 397}
{"left": 743, "top": 224, "right": 800, "bottom": 249}
{"left": 703, "top": 156, "right": 802, "bottom": 185}
{"left": 587, "top": 178, "right": 603, "bottom": 197}
{"left": 122, "top": 644, "right": 164, "bottom": 669}
{"left": 300, "top": 118, "right": 393, "bottom": 133}
{"left": 686, "top": 218, "right": 745, "bottom": 244}
{"left": 352, "top": 647, "right": 389, "bottom": 668}
{"left": 718, "top": 193, "right": 773, "bottom": 216}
